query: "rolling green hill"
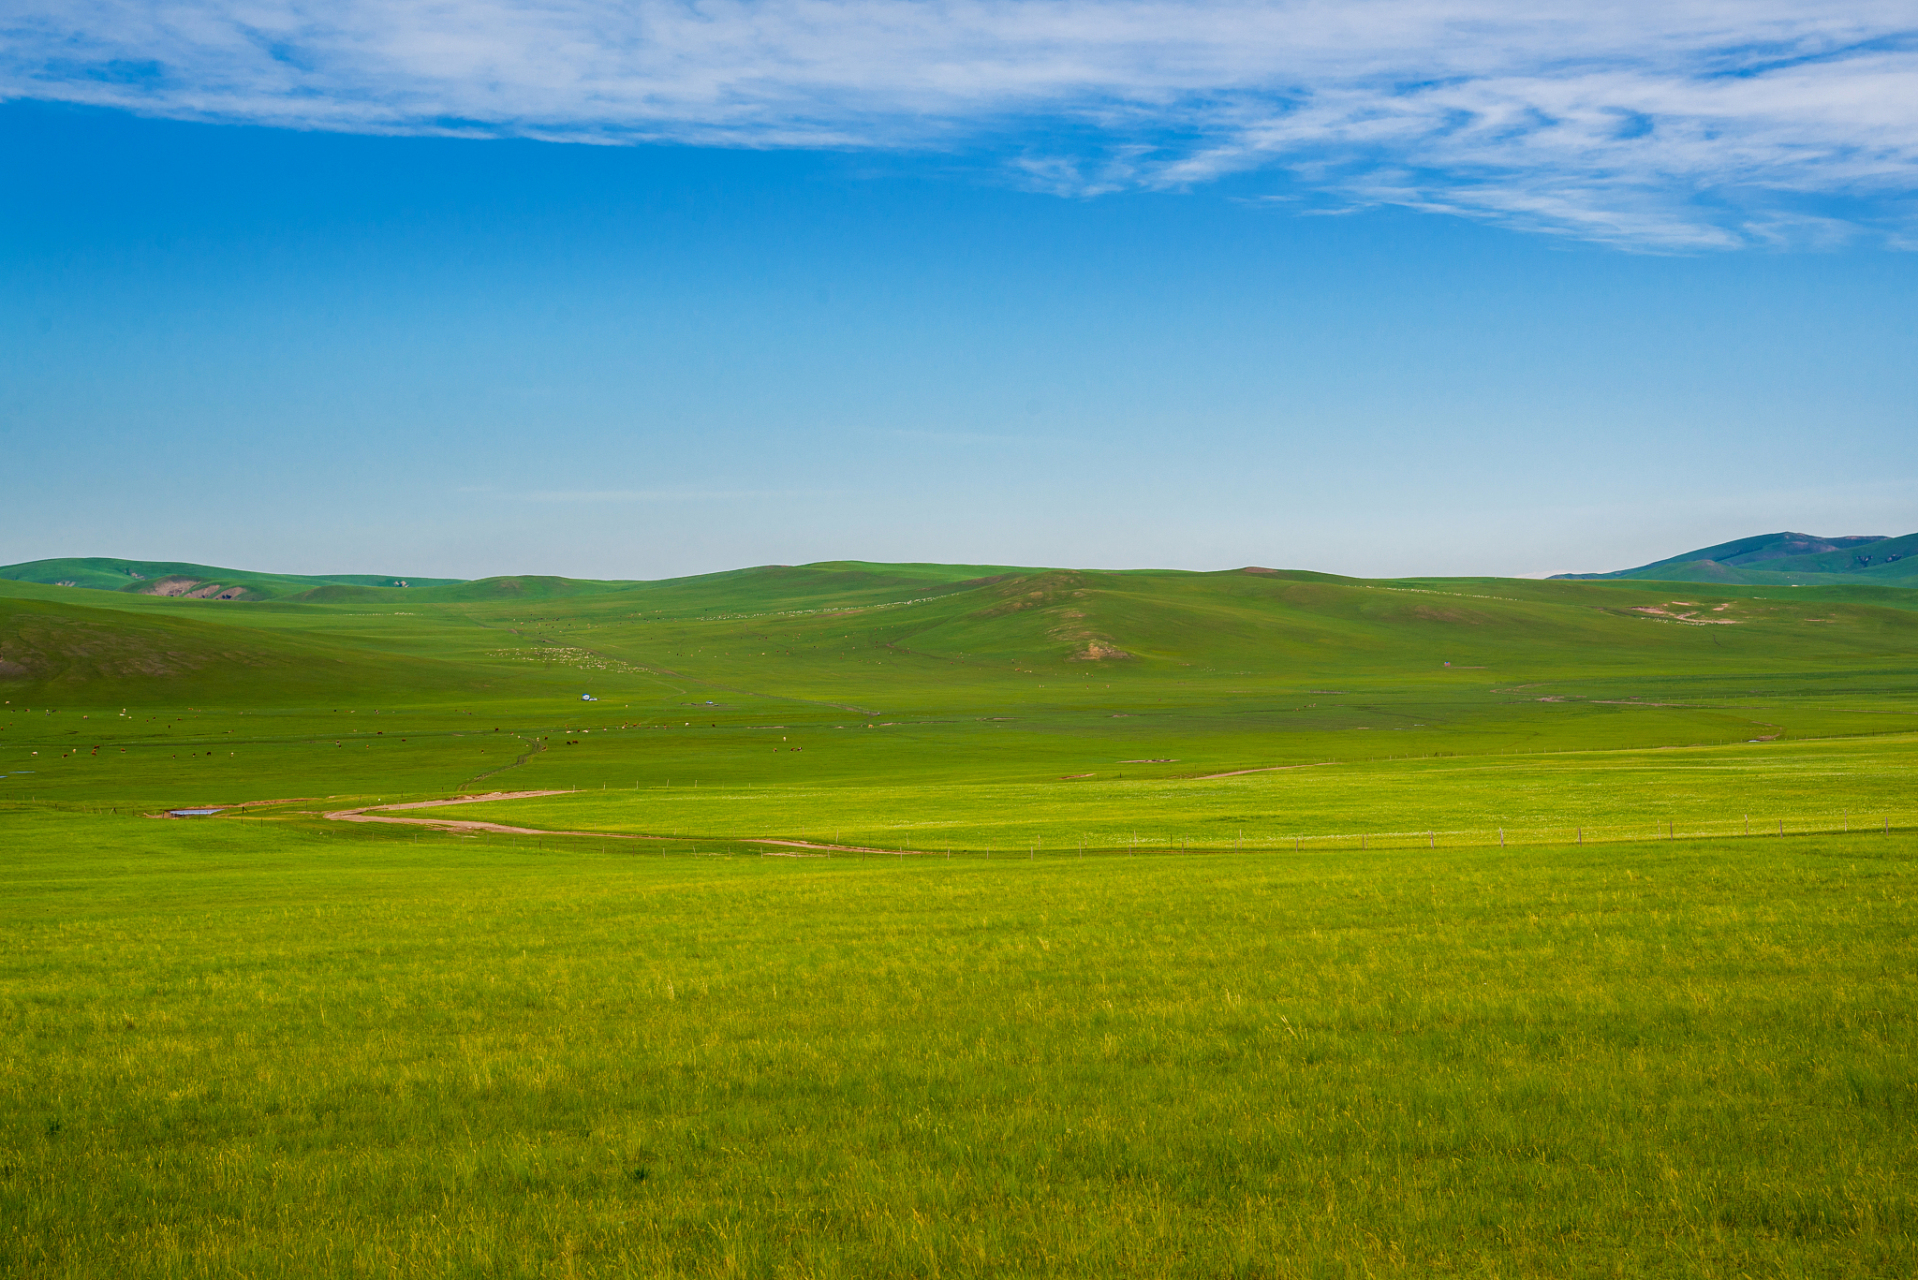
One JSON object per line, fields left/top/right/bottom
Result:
{"left": 1555, "top": 529, "right": 1918, "bottom": 586}
{"left": 0, "top": 556, "right": 467, "bottom": 600}
{"left": 0, "top": 555, "right": 1027, "bottom": 609}
{"left": 5, "top": 558, "right": 1917, "bottom": 704}
{"left": 6, "top": 553, "right": 1918, "bottom": 822}
{"left": 6, "top": 560, "right": 1918, "bottom": 809}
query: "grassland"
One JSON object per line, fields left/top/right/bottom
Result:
{"left": 3, "top": 562, "right": 1915, "bottom": 1275}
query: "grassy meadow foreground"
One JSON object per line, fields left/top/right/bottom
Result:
{"left": 3, "top": 562, "right": 1916, "bottom": 1275}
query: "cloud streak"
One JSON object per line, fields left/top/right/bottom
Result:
{"left": 4, "top": 1, "right": 1915, "bottom": 246}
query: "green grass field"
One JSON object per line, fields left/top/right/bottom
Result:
{"left": 3, "top": 562, "right": 1915, "bottom": 1275}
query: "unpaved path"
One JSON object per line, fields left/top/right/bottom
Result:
{"left": 330, "top": 790, "right": 570, "bottom": 814}
{"left": 321, "top": 790, "right": 632, "bottom": 840}
{"left": 320, "top": 791, "right": 919, "bottom": 853}
{"left": 146, "top": 795, "right": 323, "bottom": 818}
{"left": 1190, "top": 761, "right": 1338, "bottom": 780}
{"left": 745, "top": 838, "right": 939, "bottom": 856}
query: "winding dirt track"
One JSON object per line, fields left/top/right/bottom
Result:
{"left": 319, "top": 768, "right": 1348, "bottom": 852}
{"left": 323, "top": 791, "right": 650, "bottom": 840}
{"left": 1190, "top": 761, "right": 1338, "bottom": 780}
{"left": 320, "top": 791, "right": 929, "bottom": 854}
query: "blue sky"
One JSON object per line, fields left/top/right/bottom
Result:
{"left": 2, "top": 2, "right": 1916, "bottom": 580}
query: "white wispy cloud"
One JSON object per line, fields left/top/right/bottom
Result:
{"left": 3, "top": 2, "right": 1914, "bottom": 246}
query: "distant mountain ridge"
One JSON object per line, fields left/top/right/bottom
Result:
{"left": 1554, "top": 531, "right": 1918, "bottom": 587}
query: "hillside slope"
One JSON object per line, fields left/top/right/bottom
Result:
{"left": 0, "top": 592, "right": 512, "bottom": 703}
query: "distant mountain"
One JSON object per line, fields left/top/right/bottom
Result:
{"left": 0, "top": 557, "right": 467, "bottom": 601}
{"left": 1554, "top": 531, "right": 1918, "bottom": 586}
